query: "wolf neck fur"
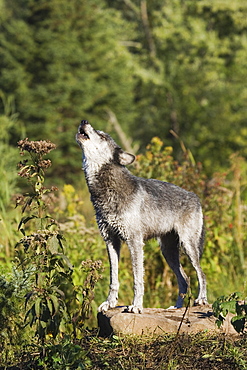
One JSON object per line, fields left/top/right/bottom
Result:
{"left": 84, "top": 162, "right": 137, "bottom": 212}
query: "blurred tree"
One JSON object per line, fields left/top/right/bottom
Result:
{"left": 0, "top": 0, "right": 137, "bottom": 181}
{"left": 0, "top": 0, "right": 247, "bottom": 179}
{"left": 107, "top": 0, "right": 247, "bottom": 173}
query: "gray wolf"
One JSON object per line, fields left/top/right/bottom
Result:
{"left": 76, "top": 120, "right": 207, "bottom": 313}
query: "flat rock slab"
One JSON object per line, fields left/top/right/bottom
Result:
{"left": 97, "top": 305, "right": 237, "bottom": 337}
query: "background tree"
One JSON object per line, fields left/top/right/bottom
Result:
{"left": 0, "top": 0, "right": 247, "bottom": 175}
{"left": 107, "top": 0, "right": 247, "bottom": 172}
{"left": 0, "top": 0, "right": 137, "bottom": 181}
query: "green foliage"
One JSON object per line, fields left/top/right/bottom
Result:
{"left": 0, "top": 0, "right": 136, "bottom": 181}
{"left": 0, "top": 139, "right": 103, "bottom": 367}
{"left": 0, "top": 0, "right": 246, "bottom": 179}
{"left": 108, "top": 0, "right": 247, "bottom": 173}
{"left": 0, "top": 266, "right": 41, "bottom": 365}
{"left": 38, "top": 335, "right": 90, "bottom": 369}
{"left": 15, "top": 139, "right": 104, "bottom": 340}
{"left": 0, "top": 273, "right": 26, "bottom": 359}
{"left": 0, "top": 93, "right": 20, "bottom": 210}
{"left": 213, "top": 293, "right": 247, "bottom": 334}
{"left": 0, "top": 95, "right": 23, "bottom": 261}
{"left": 55, "top": 183, "right": 108, "bottom": 317}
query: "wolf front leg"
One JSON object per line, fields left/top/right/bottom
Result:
{"left": 98, "top": 235, "right": 121, "bottom": 313}
{"left": 127, "top": 238, "right": 145, "bottom": 314}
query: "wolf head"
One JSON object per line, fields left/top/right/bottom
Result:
{"left": 76, "top": 120, "right": 135, "bottom": 170}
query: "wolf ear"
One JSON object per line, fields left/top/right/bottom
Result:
{"left": 118, "top": 150, "right": 135, "bottom": 166}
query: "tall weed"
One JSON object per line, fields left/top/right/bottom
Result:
{"left": 0, "top": 138, "right": 103, "bottom": 367}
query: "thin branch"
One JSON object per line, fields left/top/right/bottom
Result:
{"left": 140, "top": 0, "right": 156, "bottom": 58}
{"left": 106, "top": 109, "right": 139, "bottom": 154}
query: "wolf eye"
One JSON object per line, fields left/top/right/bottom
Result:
{"left": 97, "top": 132, "right": 107, "bottom": 140}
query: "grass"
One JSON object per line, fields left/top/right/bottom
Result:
{"left": 81, "top": 331, "right": 247, "bottom": 370}
{"left": 1, "top": 330, "right": 247, "bottom": 370}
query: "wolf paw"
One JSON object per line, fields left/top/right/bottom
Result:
{"left": 127, "top": 305, "right": 143, "bottom": 314}
{"left": 167, "top": 305, "right": 180, "bottom": 309}
{"left": 98, "top": 299, "right": 117, "bottom": 313}
{"left": 98, "top": 301, "right": 110, "bottom": 313}
{"left": 194, "top": 298, "right": 208, "bottom": 306}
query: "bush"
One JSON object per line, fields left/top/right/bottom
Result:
{"left": 213, "top": 292, "right": 247, "bottom": 334}
{"left": 0, "top": 138, "right": 103, "bottom": 367}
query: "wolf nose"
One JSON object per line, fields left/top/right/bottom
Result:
{"left": 81, "top": 120, "right": 88, "bottom": 125}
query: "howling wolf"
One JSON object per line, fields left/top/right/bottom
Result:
{"left": 76, "top": 120, "right": 207, "bottom": 313}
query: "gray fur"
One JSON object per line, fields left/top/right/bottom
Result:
{"left": 76, "top": 120, "right": 207, "bottom": 313}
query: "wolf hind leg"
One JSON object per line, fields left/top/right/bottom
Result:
{"left": 182, "top": 239, "right": 207, "bottom": 306}
{"left": 160, "top": 231, "right": 189, "bottom": 308}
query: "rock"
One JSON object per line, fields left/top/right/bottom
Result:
{"left": 97, "top": 305, "right": 237, "bottom": 337}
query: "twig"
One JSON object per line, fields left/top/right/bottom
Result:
{"left": 176, "top": 295, "right": 191, "bottom": 338}
{"left": 106, "top": 109, "right": 139, "bottom": 154}
{"left": 167, "top": 280, "right": 192, "bottom": 363}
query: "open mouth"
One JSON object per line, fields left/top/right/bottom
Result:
{"left": 78, "top": 124, "right": 90, "bottom": 140}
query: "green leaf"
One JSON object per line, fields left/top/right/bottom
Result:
{"left": 46, "top": 297, "right": 54, "bottom": 316}
{"left": 34, "top": 297, "right": 42, "bottom": 318}
{"left": 53, "top": 253, "right": 73, "bottom": 270}
{"left": 40, "top": 320, "right": 47, "bottom": 329}
{"left": 60, "top": 254, "right": 73, "bottom": 270}
{"left": 49, "top": 294, "right": 59, "bottom": 316}
{"left": 18, "top": 215, "right": 37, "bottom": 231}
{"left": 47, "top": 234, "right": 59, "bottom": 254}
{"left": 25, "top": 291, "right": 33, "bottom": 310}
{"left": 221, "top": 300, "right": 237, "bottom": 316}
{"left": 22, "top": 196, "right": 33, "bottom": 213}
{"left": 24, "top": 307, "right": 32, "bottom": 324}
{"left": 52, "top": 287, "right": 65, "bottom": 299}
